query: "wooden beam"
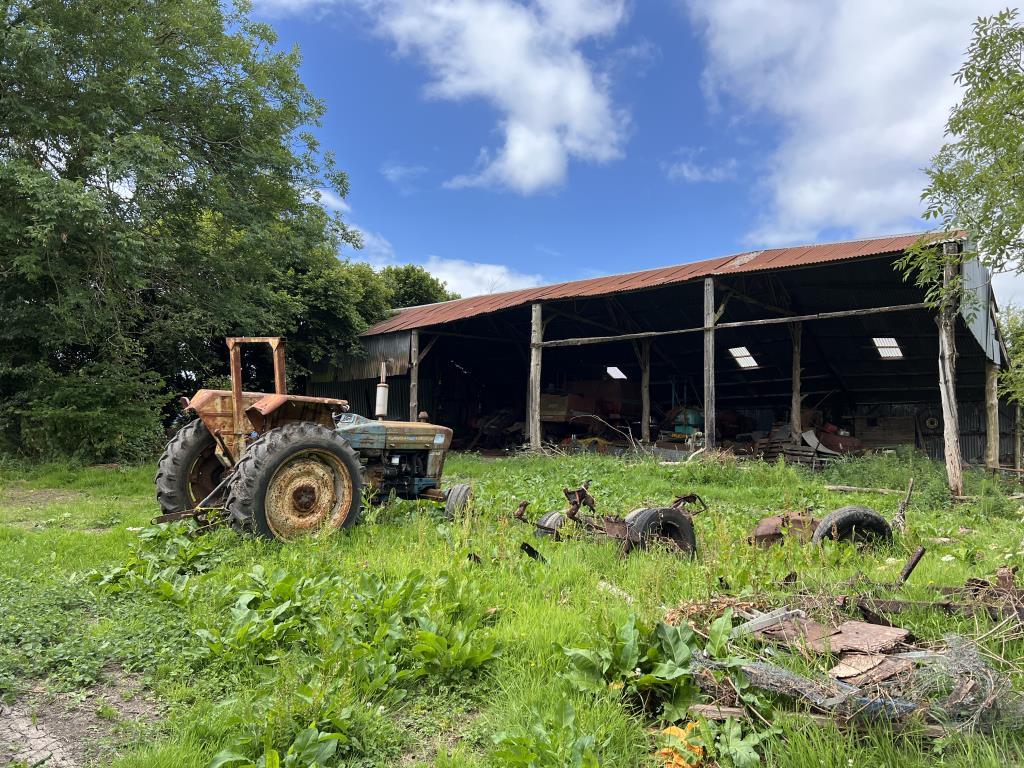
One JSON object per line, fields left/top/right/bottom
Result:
{"left": 986, "top": 359, "right": 999, "bottom": 468}
{"left": 409, "top": 329, "right": 419, "bottom": 422}
{"left": 537, "top": 302, "right": 929, "bottom": 348}
{"left": 529, "top": 303, "right": 543, "bottom": 451}
{"left": 641, "top": 339, "right": 651, "bottom": 443}
{"left": 416, "top": 334, "right": 438, "bottom": 365}
{"left": 790, "top": 321, "right": 802, "bottom": 438}
{"left": 704, "top": 277, "right": 716, "bottom": 449}
{"left": 938, "top": 262, "right": 964, "bottom": 495}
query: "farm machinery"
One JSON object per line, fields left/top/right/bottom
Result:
{"left": 513, "top": 481, "right": 706, "bottom": 557}
{"left": 154, "top": 337, "right": 471, "bottom": 540}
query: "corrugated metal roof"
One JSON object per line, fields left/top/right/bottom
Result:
{"left": 363, "top": 232, "right": 932, "bottom": 336}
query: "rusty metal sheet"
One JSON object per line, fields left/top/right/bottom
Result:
{"left": 750, "top": 513, "right": 819, "bottom": 546}
{"left": 364, "top": 233, "right": 935, "bottom": 335}
{"left": 757, "top": 617, "right": 838, "bottom": 649}
{"left": 757, "top": 618, "right": 908, "bottom": 654}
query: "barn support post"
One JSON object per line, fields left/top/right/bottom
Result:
{"left": 985, "top": 359, "right": 999, "bottom": 468}
{"left": 938, "top": 261, "right": 964, "bottom": 495}
{"left": 1015, "top": 404, "right": 1021, "bottom": 472}
{"left": 703, "top": 277, "right": 716, "bottom": 449}
{"left": 529, "top": 303, "right": 543, "bottom": 451}
{"left": 409, "top": 329, "right": 419, "bottom": 422}
{"left": 641, "top": 340, "right": 651, "bottom": 443}
{"left": 790, "top": 321, "right": 802, "bottom": 439}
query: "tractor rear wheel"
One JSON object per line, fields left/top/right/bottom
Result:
{"left": 155, "top": 419, "right": 225, "bottom": 516}
{"left": 225, "top": 422, "right": 363, "bottom": 540}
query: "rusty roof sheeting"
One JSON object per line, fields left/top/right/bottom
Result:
{"left": 364, "top": 233, "right": 933, "bottom": 336}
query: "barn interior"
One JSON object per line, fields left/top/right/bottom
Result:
{"left": 310, "top": 237, "right": 1012, "bottom": 465}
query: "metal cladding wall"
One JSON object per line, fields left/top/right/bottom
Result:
{"left": 309, "top": 332, "right": 412, "bottom": 385}
{"left": 849, "top": 400, "right": 1014, "bottom": 463}
{"left": 309, "top": 375, "right": 437, "bottom": 423}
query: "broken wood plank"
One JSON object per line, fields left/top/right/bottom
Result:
{"left": 686, "top": 704, "right": 945, "bottom": 738}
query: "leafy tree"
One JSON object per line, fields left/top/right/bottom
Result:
{"left": 380, "top": 264, "right": 459, "bottom": 308}
{"left": 898, "top": 9, "right": 1024, "bottom": 491}
{"left": 0, "top": 0, "right": 383, "bottom": 461}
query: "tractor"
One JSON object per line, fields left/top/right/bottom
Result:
{"left": 154, "top": 337, "right": 471, "bottom": 539}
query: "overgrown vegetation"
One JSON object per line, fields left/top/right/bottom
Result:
{"left": 1, "top": 451, "right": 1023, "bottom": 767}
{"left": 0, "top": 0, "right": 456, "bottom": 464}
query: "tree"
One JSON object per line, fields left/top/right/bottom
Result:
{"left": 899, "top": 9, "right": 1024, "bottom": 493}
{"left": 380, "top": 264, "right": 460, "bottom": 308}
{"left": 0, "top": 0, "right": 384, "bottom": 461}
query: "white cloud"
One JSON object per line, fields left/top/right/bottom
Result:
{"left": 256, "top": 0, "right": 631, "bottom": 194}
{"left": 351, "top": 225, "right": 397, "bottom": 267}
{"left": 314, "top": 188, "right": 351, "bottom": 212}
{"left": 351, "top": 224, "right": 544, "bottom": 296}
{"left": 421, "top": 254, "right": 544, "bottom": 296}
{"left": 382, "top": 0, "right": 629, "bottom": 193}
{"left": 664, "top": 148, "right": 736, "bottom": 183}
{"left": 684, "top": 1, "right": 1004, "bottom": 245}
{"left": 380, "top": 161, "right": 428, "bottom": 194}
{"left": 993, "top": 270, "right": 1024, "bottom": 309}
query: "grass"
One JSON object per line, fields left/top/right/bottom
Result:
{"left": 0, "top": 449, "right": 1023, "bottom": 767}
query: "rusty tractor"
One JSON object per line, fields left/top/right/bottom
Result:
{"left": 513, "top": 481, "right": 705, "bottom": 557}
{"left": 154, "top": 337, "right": 471, "bottom": 540}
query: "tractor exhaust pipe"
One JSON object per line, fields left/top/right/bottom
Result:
{"left": 375, "top": 361, "right": 389, "bottom": 420}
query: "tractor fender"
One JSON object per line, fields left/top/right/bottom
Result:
{"left": 245, "top": 394, "right": 350, "bottom": 433}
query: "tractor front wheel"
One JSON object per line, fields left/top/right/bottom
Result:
{"left": 225, "top": 422, "right": 363, "bottom": 540}
{"left": 155, "top": 419, "right": 225, "bottom": 516}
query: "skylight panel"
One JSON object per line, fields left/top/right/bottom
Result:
{"left": 606, "top": 366, "right": 627, "bottom": 379}
{"left": 729, "top": 346, "right": 758, "bottom": 369}
{"left": 872, "top": 337, "right": 903, "bottom": 360}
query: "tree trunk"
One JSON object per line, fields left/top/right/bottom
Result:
{"left": 938, "top": 262, "right": 964, "bottom": 496}
{"left": 985, "top": 359, "right": 999, "bottom": 469}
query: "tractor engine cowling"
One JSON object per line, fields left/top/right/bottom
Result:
{"left": 333, "top": 413, "right": 453, "bottom": 499}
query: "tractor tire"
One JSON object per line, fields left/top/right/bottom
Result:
{"left": 534, "top": 511, "right": 565, "bottom": 539}
{"left": 225, "top": 422, "right": 363, "bottom": 540}
{"left": 811, "top": 505, "right": 892, "bottom": 545}
{"left": 625, "top": 507, "right": 697, "bottom": 557}
{"left": 155, "top": 419, "right": 225, "bottom": 516}
{"left": 444, "top": 483, "right": 473, "bottom": 520}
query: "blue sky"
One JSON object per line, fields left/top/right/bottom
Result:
{"left": 253, "top": 1, "right": 1015, "bottom": 300}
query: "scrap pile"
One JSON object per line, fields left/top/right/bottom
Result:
{"left": 667, "top": 562, "right": 1024, "bottom": 736}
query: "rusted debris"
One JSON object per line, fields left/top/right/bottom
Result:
{"left": 749, "top": 512, "right": 818, "bottom": 546}
{"left": 755, "top": 616, "right": 909, "bottom": 654}
{"left": 750, "top": 504, "right": 892, "bottom": 548}
{"left": 513, "top": 481, "right": 704, "bottom": 557}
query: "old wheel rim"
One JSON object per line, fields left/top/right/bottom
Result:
{"left": 187, "top": 446, "right": 224, "bottom": 505}
{"left": 266, "top": 450, "right": 353, "bottom": 540}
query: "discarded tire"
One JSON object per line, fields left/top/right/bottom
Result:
{"left": 534, "top": 511, "right": 565, "bottom": 538}
{"left": 225, "top": 422, "right": 363, "bottom": 540}
{"left": 444, "top": 483, "right": 473, "bottom": 519}
{"left": 155, "top": 419, "right": 224, "bottom": 516}
{"left": 625, "top": 507, "right": 697, "bottom": 556}
{"left": 811, "top": 505, "right": 892, "bottom": 545}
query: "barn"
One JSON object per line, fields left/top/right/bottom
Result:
{"left": 310, "top": 233, "right": 1014, "bottom": 467}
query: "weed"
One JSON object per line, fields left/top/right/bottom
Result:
{"left": 493, "top": 701, "right": 603, "bottom": 768}
{"left": 561, "top": 615, "right": 699, "bottom": 721}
